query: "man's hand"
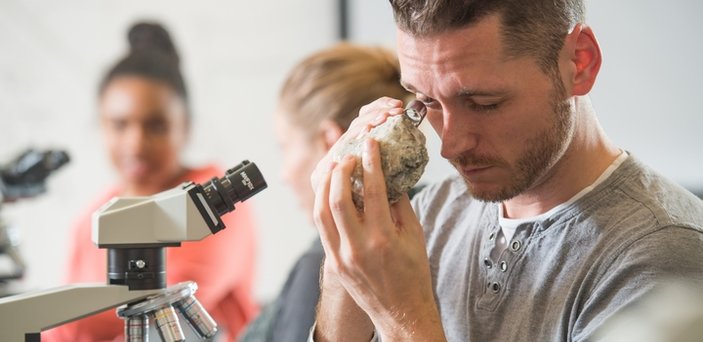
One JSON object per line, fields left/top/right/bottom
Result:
{"left": 310, "top": 97, "right": 405, "bottom": 195}
{"left": 312, "top": 97, "right": 446, "bottom": 340}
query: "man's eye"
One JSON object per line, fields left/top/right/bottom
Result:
{"left": 470, "top": 102, "right": 500, "bottom": 112}
{"left": 417, "top": 95, "right": 438, "bottom": 108}
{"left": 467, "top": 99, "right": 502, "bottom": 113}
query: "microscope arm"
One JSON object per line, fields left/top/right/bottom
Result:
{"left": 0, "top": 284, "right": 161, "bottom": 341}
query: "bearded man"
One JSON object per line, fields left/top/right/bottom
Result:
{"left": 309, "top": 1, "right": 703, "bottom": 341}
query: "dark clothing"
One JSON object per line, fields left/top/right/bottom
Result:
{"left": 240, "top": 239, "right": 324, "bottom": 342}
{"left": 270, "top": 238, "right": 324, "bottom": 342}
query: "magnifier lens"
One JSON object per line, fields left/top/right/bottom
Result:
{"left": 403, "top": 100, "right": 427, "bottom": 126}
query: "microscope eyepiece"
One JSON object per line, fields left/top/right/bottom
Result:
{"left": 184, "top": 160, "right": 267, "bottom": 234}
{"left": 201, "top": 160, "right": 267, "bottom": 217}
{"left": 105, "top": 161, "right": 267, "bottom": 290}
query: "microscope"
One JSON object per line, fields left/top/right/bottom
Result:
{"left": 0, "top": 160, "right": 267, "bottom": 342}
{"left": 0, "top": 149, "right": 70, "bottom": 287}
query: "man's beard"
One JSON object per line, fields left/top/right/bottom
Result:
{"left": 452, "top": 77, "right": 574, "bottom": 202}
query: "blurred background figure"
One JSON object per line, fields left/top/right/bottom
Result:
{"left": 42, "top": 22, "right": 259, "bottom": 342}
{"left": 239, "top": 43, "right": 411, "bottom": 342}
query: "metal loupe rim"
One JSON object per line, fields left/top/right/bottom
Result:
{"left": 403, "top": 100, "right": 427, "bottom": 127}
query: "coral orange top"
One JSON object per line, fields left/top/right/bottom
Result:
{"left": 43, "top": 164, "right": 259, "bottom": 342}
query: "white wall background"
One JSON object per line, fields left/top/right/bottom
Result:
{"left": 587, "top": 0, "right": 703, "bottom": 190}
{"left": 1, "top": 0, "right": 701, "bottom": 305}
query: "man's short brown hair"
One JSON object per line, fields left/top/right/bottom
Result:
{"left": 389, "top": 0, "right": 585, "bottom": 72}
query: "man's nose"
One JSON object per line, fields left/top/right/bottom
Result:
{"left": 439, "top": 108, "right": 478, "bottom": 160}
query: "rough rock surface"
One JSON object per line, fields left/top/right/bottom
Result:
{"left": 331, "top": 114, "right": 428, "bottom": 209}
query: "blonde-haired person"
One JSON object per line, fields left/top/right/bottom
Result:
{"left": 239, "top": 43, "right": 412, "bottom": 342}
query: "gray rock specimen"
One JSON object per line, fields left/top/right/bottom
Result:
{"left": 331, "top": 107, "right": 428, "bottom": 210}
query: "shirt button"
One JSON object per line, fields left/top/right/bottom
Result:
{"left": 488, "top": 232, "right": 496, "bottom": 241}
{"left": 500, "top": 261, "right": 508, "bottom": 272}
{"left": 510, "top": 240, "right": 522, "bottom": 252}
{"left": 483, "top": 258, "right": 493, "bottom": 269}
{"left": 491, "top": 282, "right": 501, "bottom": 293}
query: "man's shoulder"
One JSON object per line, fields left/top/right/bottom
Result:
{"left": 566, "top": 155, "right": 703, "bottom": 278}
{"left": 597, "top": 155, "right": 703, "bottom": 231}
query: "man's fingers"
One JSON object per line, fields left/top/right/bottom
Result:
{"left": 313, "top": 164, "right": 341, "bottom": 253}
{"left": 311, "top": 154, "right": 336, "bottom": 193}
{"left": 390, "top": 195, "right": 424, "bottom": 237}
{"left": 322, "top": 99, "right": 400, "bottom": 175}
{"left": 349, "top": 98, "right": 405, "bottom": 138}
{"left": 329, "top": 155, "right": 363, "bottom": 243}
{"left": 358, "top": 97, "right": 404, "bottom": 117}
{"left": 350, "top": 97, "right": 400, "bottom": 133}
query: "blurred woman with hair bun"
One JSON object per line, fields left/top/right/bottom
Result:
{"left": 43, "top": 21, "right": 259, "bottom": 342}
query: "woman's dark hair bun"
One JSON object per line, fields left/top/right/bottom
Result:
{"left": 127, "top": 22, "right": 179, "bottom": 64}
{"left": 99, "top": 21, "right": 189, "bottom": 117}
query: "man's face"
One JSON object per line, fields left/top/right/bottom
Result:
{"left": 397, "top": 15, "right": 574, "bottom": 202}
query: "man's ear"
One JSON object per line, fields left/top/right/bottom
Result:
{"left": 563, "top": 24, "right": 602, "bottom": 96}
{"left": 318, "top": 119, "right": 344, "bottom": 150}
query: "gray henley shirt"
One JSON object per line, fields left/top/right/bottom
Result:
{"left": 411, "top": 155, "right": 703, "bottom": 341}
